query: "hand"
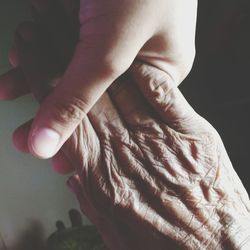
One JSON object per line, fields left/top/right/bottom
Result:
{"left": 67, "top": 66, "right": 250, "bottom": 250}
{"left": 9, "top": 27, "right": 250, "bottom": 249}
{"left": 0, "top": 0, "right": 197, "bottom": 159}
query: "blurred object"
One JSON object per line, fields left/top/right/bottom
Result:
{"left": 0, "top": 232, "right": 7, "bottom": 250}
{"left": 47, "top": 209, "right": 106, "bottom": 250}
{"left": 11, "top": 221, "right": 46, "bottom": 250}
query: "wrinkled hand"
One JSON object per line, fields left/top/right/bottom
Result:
{"left": 67, "top": 66, "right": 250, "bottom": 250}
{"left": 1, "top": 1, "right": 250, "bottom": 250}
{"left": 0, "top": 0, "right": 197, "bottom": 159}
{"left": 8, "top": 37, "right": 250, "bottom": 250}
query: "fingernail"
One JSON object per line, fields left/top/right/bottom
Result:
{"left": 31, "top": 127, "right": 60, "bottom": 158}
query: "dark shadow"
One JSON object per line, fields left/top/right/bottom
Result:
{"left": 181, "top": 0, "right": 250, "bottom": 194}
{"left": 47, "top": 209, "right": 106, "bottom": 250}
{"left": 11, "top": 220, "right": 46, "bottom": 250}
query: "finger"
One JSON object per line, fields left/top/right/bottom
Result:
{"left": 130, "top": 62, "right": 201, "bottom": 134}
{"left": 67, "top": 174, "right": 102, "bottom": 225}
{"left": 67, "top": 174, "right": 84, "bottom": 201}
{"left": 51, "top": 150, "right": 75, "bottom": 175}
{"left": 28, "top": 1, "right": 153, "bottom": 158}
{"left": 12, "top": 120, "right": 32, "bottom": 153}
{"left": 0, "top": 69, "right": 30, "bottom": 100}
{"left": 109, "top": 74, "right": 200, "bottom": 178}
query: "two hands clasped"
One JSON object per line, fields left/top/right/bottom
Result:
{"left": 0, "top": 0, "right": 250, "bottom": 249}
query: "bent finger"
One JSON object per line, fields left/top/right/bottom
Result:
{"left": 130, "top": 62, "right": 202, "bottom": 134}
{"left": 108, "top": 75, "right": 161, "bottom": 133}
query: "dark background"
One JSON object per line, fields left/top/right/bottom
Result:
{"left": 181, "top": 0, "right": 250, "bottom": 194}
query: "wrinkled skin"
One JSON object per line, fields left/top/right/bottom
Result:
{"left": 1, "top": 1, "right": 250, "bottom": 250}
{"left": 65, "top": 67, "right": 250, "bottom": 250}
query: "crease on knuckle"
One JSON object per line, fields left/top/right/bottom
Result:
{"left": 145, "top": 71, "right": 176, "bottom": 111}
{"left": 51, "top": 96, "right": 88, "bottom": 124}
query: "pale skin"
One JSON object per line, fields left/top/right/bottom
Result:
{"left": 0, "top": 0, "right": 250, "bottom": 249}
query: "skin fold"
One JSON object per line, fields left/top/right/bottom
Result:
{"left": 0, "top": 0, "right": 250, "bottom": 249}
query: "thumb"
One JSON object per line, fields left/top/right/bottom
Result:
{"left": 28, "top": 44, "right": 119, "bottom": 158}
{"left": 28, "top": 19, "right": 151, "bottom": 158}
{"left": 26, "top": 0, "right": 159, "bottom": 159}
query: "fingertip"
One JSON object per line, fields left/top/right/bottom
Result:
{"left": 28, "top": 127, "right": 61, "bottom": 159}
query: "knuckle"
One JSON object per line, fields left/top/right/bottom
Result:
{"left": 147, "top": 69, "right": 175, "bottom": 103}
{"left": 100, "top": 58, "right": 126, "bottom": 80}
{"left": 77, "top": 36, "right": 127, "bottom": 81}
{"left": 51, "top": 96, "right": 88, "bottom": 125}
